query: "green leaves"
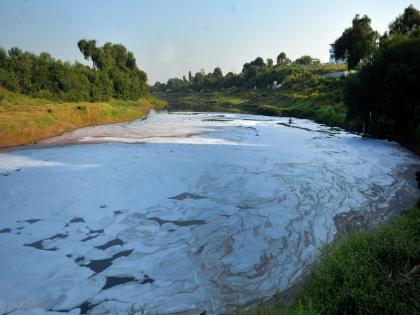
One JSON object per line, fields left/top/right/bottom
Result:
{"left": 332, "top": 14, "right": 379, "bottom": 69}
{"left": 0, "top": 40, "right": 149, "bottom": 102}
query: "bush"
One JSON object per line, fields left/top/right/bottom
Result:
{"left": 291, "top": 207, "right": 420, "bottom": 315}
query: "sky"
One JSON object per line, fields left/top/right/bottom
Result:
{"left": 0, "top": 0, "right": 419, "bottom": 83}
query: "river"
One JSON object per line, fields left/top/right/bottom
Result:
{"left": 0, "top": 111, "right": 418, "bottom": 314}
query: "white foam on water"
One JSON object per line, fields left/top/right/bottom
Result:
{"left": 0, "top": 111, "right": 418, "bottom": 314}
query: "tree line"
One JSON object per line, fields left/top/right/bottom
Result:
{"left": 152, "top": 52, "right": 330, "bottom": 93}
{"left": 0, "top": 40, "right": 148, "bottom": 101}
{"left": 337, "top": 5, "right": 420, "bottom": 144}
{"left": 156, "top": 5, "right": 420, "bottom": 146}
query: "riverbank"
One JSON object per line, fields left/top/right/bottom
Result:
{"left": 158, "top": 89, "right": 420, "bottom": 157}
{"left": 156, "top": 75, "right": 346, "bottom": 128}
{"left": 242, "top": 203, "right": 420, "bottom": 315}
{"left": 0, "top": 87, "right": 167, "bottom": 148}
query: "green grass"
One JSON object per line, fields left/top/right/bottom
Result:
{"left": 157, "top": 75, "right": 347, "bottom": 128}
{"left": 0, "top": 87, "right": 166, "bottom": 147}
{"left": 242, "top": 206, "right": 420, "bottom": 315}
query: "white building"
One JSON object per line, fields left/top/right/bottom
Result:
{"left": 329, "top": 45, "right": 345, "bottom": 64}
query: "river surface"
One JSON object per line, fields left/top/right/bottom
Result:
{"left": 0, "top": 111, "right": 419, "bottom": 314}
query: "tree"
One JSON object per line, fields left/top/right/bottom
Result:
{"left": 213, "top": 67, "right": 223, "bottom": 79}
{"left": 389, "top": 5, "right": 420, "bottom": 35}
{"left": 344, "top": 31, "right": 420, "bottom": 142}
{"left": 0, "top": 48, "right": 6, "bottom": 67}
{"left": 276, "top": 52, "right": 288, "bottom": 65}
{"left": 194, "top": 71, "right": 204, "bottom": 83}
{"left": 77, "top": 39, "right": 97, "bottom": 64}
{"left": 266, "top": 58, "right": 274, "bottom": 68}
{"left": 333, "top": 14, "right": 379, "bottom": 69}
{"left": 295, "top": 55, "right": 313, "bottom": 65}
{"left": 188, "top": 70, "right": 193, "bottom": 81}
{"left": 0, "top": 40, "right": 149, "bottom": 101}
{"left": 253, "top": 57, "right": 265, "bottom": 67}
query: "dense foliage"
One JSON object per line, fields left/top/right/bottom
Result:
{"left": 389, "top": 4, "right": 420, "bottom": 35}
{"left": 345, "top": 31, "right": 420, "bottom": 141}
{"left": 0, "top": 40, "right": 148, "bottom": 101}
{"left": 332, "top": 14, "right": 379, "bottom": 69}
{"left": 153, "top": 53, "right": 342, "bottom": 93}
{"left": 344, "top": 6, "right": 420, "bottom": 146}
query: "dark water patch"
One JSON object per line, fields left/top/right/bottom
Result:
{"left": 81, "top": 234, "right": 100, "bottom": 242}
{"left": 141, "top": 274, "right": 154, "bottom": 284}
{"left": 76, "top": 301, "right": 98, "bottom": 315}
{"left": 102, "top": 276, "right": 136, "bottom": 290}
{"left": 95, "top": 238, "right": 124, "bottom": 250}
{"left": 17, "top": 218, "right": 41, "bottom": 224}
{"left": 84, "top": 258, "right": 113, "bottom": 274}
{"left": 114, "top": 210, "right": 123, "bottom": 215}
{"left": 148, "top": 217, "right": 206, "bottom": 227}
{"left": 70, "top": 217, "right": 85, "bottom": 224}
{"left": 81, "top": 228, "right": 104, "bottom": 242}
{"left": 81, "top": 234, "right": 99, "bottom": 242}
{"left": 24, "top": 240, "right": 58, "bottom": 251}
{"left": 277, "top": 122, "right": 313, "bottom": 132}
{"left": 23, "top": 233, "right": 67, "bottom": 251}
{"left": 75, "top": 256, "right": 85, "bottom": 263}
{"left": 202, "top": 118, "right": 232, "bottom": 122}
{"left": 237, "top": 204, "right": 253, "bottom": 210}
{"left": 84, "top": 249, "right": 133, "bottom": 273}
{"left": 196, "top": 244, "right": 206, "bottom": 255}
{"left": 50, "top": 233, "right": 67, "bottom": 240}
{"left": 99, "top": 205, "right": 107, "bottom": 208}
{"left": 0, "top": 228, "right": 11, "bottom": 233}
{"left": 169, "top": 192, "right": 206, "bottom": 200}
{"left": 278, "top": 122, "right": 340, "bottom": 136}
{"left": 90, "top": 228, "right": 104, "bottom": 234}
{"left": 1, "top": 172, "right": 9, "bottom": 176}
{"left": 113, "top": 249, "right": 133, "bottom": 259}
{"left": 415, "top": 171, "right": 420, "bottom": 189}
{"left": 15, "top": 168, "right": 22, "bottom": 172}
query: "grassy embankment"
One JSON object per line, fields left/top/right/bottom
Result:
{"left": 0, "top": 87, "right": 166, "bottom": 148}
{"left": 240, "top": 205, "right": 420, "bottom": 315}
{"left": 158, "top": 71, "right": 347, "bottom": 128}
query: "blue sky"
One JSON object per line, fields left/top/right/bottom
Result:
{"left": 0, "top": 0, "right": 418, "bottom": 83}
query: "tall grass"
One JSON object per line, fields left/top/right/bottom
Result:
{"left": 0, "top": 88, "right": 166, "bottom": 147}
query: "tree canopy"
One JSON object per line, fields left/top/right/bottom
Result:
{"left": 389, "top": 4, "right": 420, "bottom": 35}
{"left": 333, "top": 14, "right": 379, "bottom": 69}
{"left": 344, "top": 30, "right": 420, "bottom": 142}
{"left": 295, "top": 55, "right": 315, "bottom": 65}
{"left": 276, "top": 52, "right": 289, "bottom": 65}
{"left": 0, "top": 40, "right": 148, "bottom": 101}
